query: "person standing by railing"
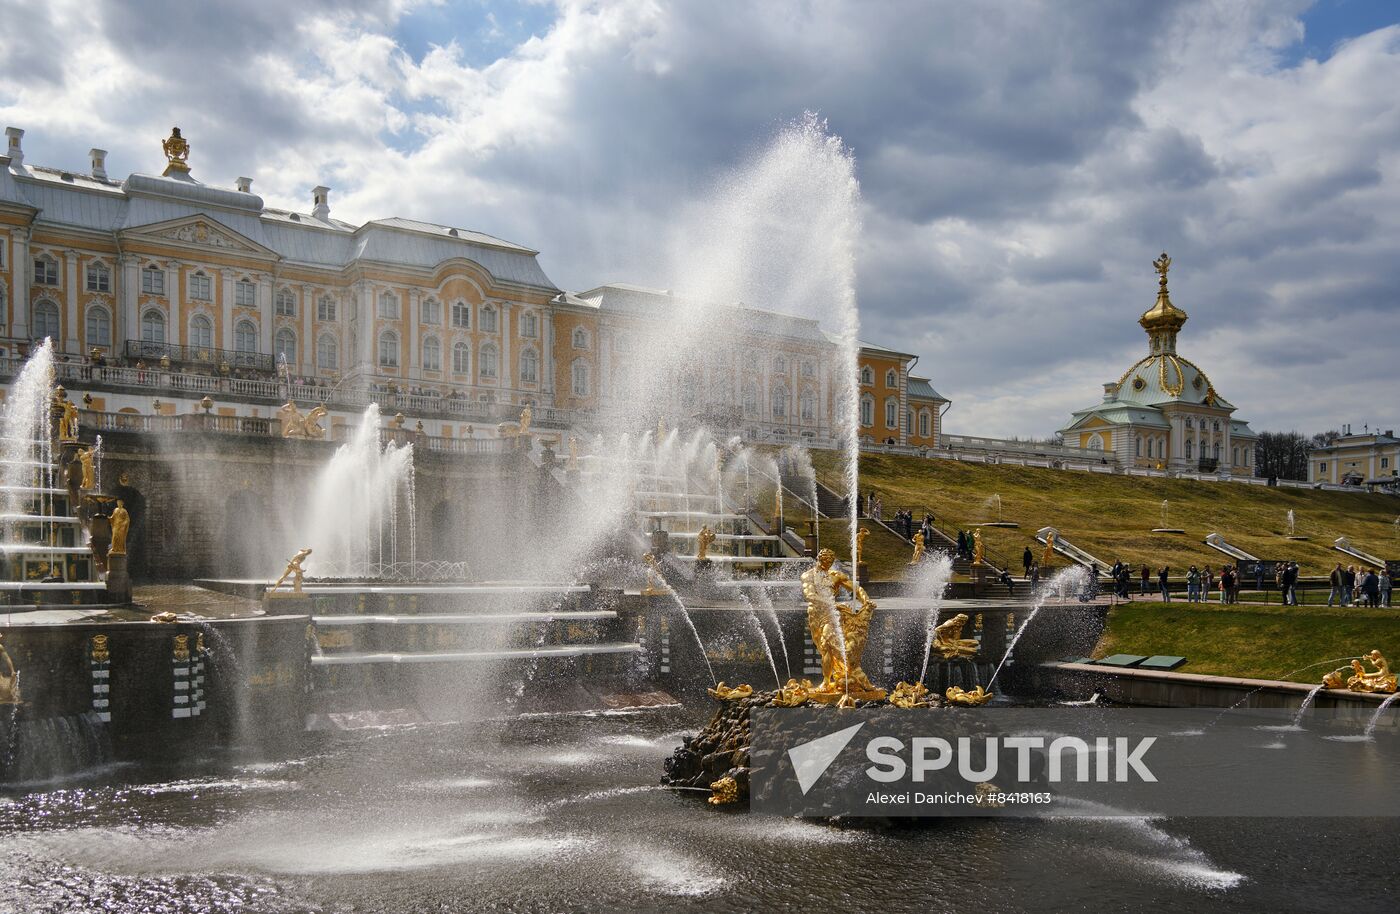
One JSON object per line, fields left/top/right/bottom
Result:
{"left": 1158, "top": 566, "right": 1171, "bottom": 602}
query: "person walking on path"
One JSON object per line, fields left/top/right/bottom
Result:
{"left": 1140, "top": 564, "right": 1151, "bottom": 595}
{"left": 1381, "top": 568, "right": 1393, "bottom": 608}
{"left": 1342, "top": 565, "right": 1357, "bottom": 606}
{"left": 1361, "top": 568, "right": 1381, "bottom": 608}
{"left": 1023, "top": 546, "right": 1033, "bottom": 577}
{"left": 1158, "top": 566, "right": 1171, "bottom": 602}
{"left": 1328, "top": 564, "right": 1345, "bottom": 607}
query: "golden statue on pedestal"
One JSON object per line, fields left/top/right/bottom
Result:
{"left": 1331, "top": 650, "right": 1398, "bottom": 693}
{"left": 108, "top": 500, "right": 130, "bottom": 556}
{"left": 278, "top": 401, "right": 328, "bottom": 439}
{"left": 1042, "top": 532, "right": 1056, "bottom": 567}
{"left": 972, "top": 529, "right": 985, "bottom": 566}
{"left": 696, "top": 525, "right": 716, "bottom": 562}
{"left": 945, "top": 685, "right": 994, "bottom": 706}
{"left": 800, "top": 548, "right": 885, "bottom": 702}
{"left": 641, "top": 552, "right": 666, "bottom": 596}
{"left": 888, "top": 681, "right": 931, "bottom": 709}
{"left": 908, "top": 530, "right": 925, "bottom": 565}
{"left": 270, "top": 547, "right": 313, "bottom": 596}
{"left": 77, "top": 447, "right": 95, "bottom": 490}
{"left": 772, "top": 678, "right": 813, "bottom": 707}
{"left": 0, "top": 634, "right": 20, "bottom": 705}
{"left": 855, "top": 527, "right": 869, "bottom": 566}
{"left": 568, "top": 436, "right": 579, "bottom": 470}
{"left": 707, "top": 682, "right": 753, "bottom": 700}
{"left": 518, "top": 405, "right": 532, "bottom": 438}
{"left": 54, "top": 387, "right": 79, "bottom": 442}
{"left": 931, "top": 613, "right": 980, "bottom": 660}
{"left": 708, "top": 775, "right": 739, "bottom": 806}
{"left": 161, "top": 127, "right": 191, "bottom": 174}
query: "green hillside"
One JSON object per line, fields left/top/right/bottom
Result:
{"left": 811, "top": 451, "right": 1399, "bottom": 577}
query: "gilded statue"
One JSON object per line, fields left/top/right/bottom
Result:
{"left": 1343, "top": 650, "right": 1397, "bottom": 694}
{"left": 568, "top": 436, "right": 579, "bottom": 470}
{"left": 800, "top": 548, "right": 885, "bottom": 701}
{"left": 972, "top": 529, "right": 985, "bottom": 566}
{"left": 855, "top": 527, "right": 869, "bottom": 566}
{"left": 696, "top": 525, "right": 716, "bottom": 562}
{"left": 641, "top": 552, "right": 666, "bottom": 596}
{"left": 656, "top": 418, "right": 667, "bottom": 442}
{"left": 708, "top": 775, "right": 739, "bottom": 806}
{"left": 931, "top": 612, "right": 980, "bottom": 660}
{"left": 172, "top": 635, "right": 191, "bottom": 662}
{"left": 888, "top": 681, "right": 931, "bottom": 709}
{"left": 772, "top": 678, "right": 813, "bottom": 707}
{"left": 1042, "top": 532, "right": 1056, "bottom": 567}
{"left": 77, "top": 447, "right": 95, "bottom": 490}
{"left": 908, "top": 530, "right": 925, "bottom": 565}
{"left": 270, "top": 547, "right": 313, "bottom": 595}
{"left": 518, "top": 405, "right": 532, "bottom": 438}
{"left": 149, "top": 611, "right": 178, "bottom": 623}
{"left": 707, "top": 682, "right": 753, "bottom": 700}
{"left": 945, "top": 685, "right": 994, "bottom": 706}
{"left": 0, "top": 634, "right": 20, "bottom": 705}
{"left": 278, "top": 402, "right": 328, "bottom": 439}
{"left": 90, "top": 634, "right": 110, "bottom": 664}
{"left": 108, "top": 500, "right": 130, "bottom": 556}
{"left": 54, "top": 388, "right": 79, "bottom": 441}
{"left": 161, "top": 127, "right": 191, "bottom": 173}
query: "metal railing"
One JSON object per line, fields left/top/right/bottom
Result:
{"left": 124, "top": 339, "right": 275, "bottom": 372}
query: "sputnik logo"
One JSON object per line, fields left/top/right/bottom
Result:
{"left": 788, "top": 722, "right": 865, "bottom": 794}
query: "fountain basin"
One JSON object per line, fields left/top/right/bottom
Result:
{"left": 1151, "top": 527, "right": 1186, "bottom": 534}
{"left": 974, "top": 521, "right": 1019, "bottom": 528}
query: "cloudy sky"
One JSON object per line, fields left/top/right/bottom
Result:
{"left": 2, "top": 0, "right": 1397, "bottom": 438}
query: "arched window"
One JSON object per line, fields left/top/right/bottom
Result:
{"left": 85, "top": 262, "right": 111, "bottom": 293}
{"left": 317, "top": 295, "right": 337, "bottom": 322}
{"left": 275, "top": 327, "right": 297, "bottom": 365}
{"left": 189, "top": 314, "right": 213, "bottom": 350}
{"left": 1135, "top": 436, "right": 1142, "bottom": 457}
{"left": 422, "top": 335, "right": 441, "bottom": 372}
{"left": 742, "top": 383, "right": 758, "bottom": 417}
{"left": 774, "top": 356, "right": 787, "bottom": 374}
{"left": 141, "top": 264, "right": 165, "bottom": 295}
{"left": 860, "top": 366, "right": 873, "bottom": 385}
{"left": 572, "top": 326, "right": 589, "bottom": 349}
{"left": 1088, "top": 435, "right": 1104, "bottom": 451}
{"left": 520, "top": 311, "right": 538, "bottom": 338}
{"left": 1232, "top": 446, "right": 1239, "bottom": 466}
{"left": 85, "top": 305, "right": 111, "bottom": 347}
{"left": 919, "top": 410, "right": 931, "bottom": 438}
{"left": 31, "top": 300, "right": 60, "bottom": 340}
{"left": 884, "top": 397, "right": 898, "bottom": 429}
{"left": 801, "top": 360, "right": 815, "bottom": 379}
{"left": 480, "top": 343, "right": 498, "bottom": 378}
{"left": 190, "top": 271, "right": 213, "bottom": 301}
{"left": 885, "top": 369, "right": 897, "bottom": 388}
{"left": 481, "top": 305, "right": 498, "bottom": 333}
{"left": 800, "top": 390, "right": 816, "bottom": 422}
{"left": 378, "top": 330, "right": 399, "bottom": 368}
{"left": 571, "top": 359, "right": 591, "bottom": 397}
{"left": 451, "top": 300, "right": 470, "bottom": 328}
{"left": 317, "top": 333, "right": 338, "bottom": 370}
{"left": 520, "top": 347, "right": 538, "bottom": 384}
{"left": 234, "top": 320, "right": 257, "bottom": 354}
{"left": 1213, "top": 420, "right": 1221, "bottom": 432}
{"left": 378, "top": 291, "right": 400, "bottom": 319}
{"left": 452, "top": 341, "right": 470, "bottom": 375}
{"left": 275, "top": 288, "right": 296, "bottom": 317}
{"left": 1185, "top": 439, "right": 1194, "bottom": 459}
{"left": 772, "top": 386, "right": 788, "bottom": 419}
{"left": 1214, "top": 443, "right": 1222, "bottom": 461}
{"left": 860, "top": 394, "right": 874, "bottom": 427}
{"left": 141, "top": 308, "right": 166, "bottom": 343}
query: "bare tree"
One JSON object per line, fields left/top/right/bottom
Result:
{"left": 1254, "top": 430, "right": 1312, "bottom": 481}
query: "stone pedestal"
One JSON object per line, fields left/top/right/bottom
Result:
{"left": 105, "top": 553, "right": 132, "bottom": 604}
{"left": 262, "top": 594, "right": 314, "bottom": 615}
{"left": 693, "top": 558, "right": 716, "bottom": 582}
{"left": 649, "top": 529, "right": 670, "bottom": 556}
{"left": 856, "top": 562, "right": 870, "bottom": 586}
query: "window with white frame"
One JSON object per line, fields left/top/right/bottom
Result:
{"left": 451, "top": 300, "right": 470, "bottom": 328}
{"left": 32, "top": 256, "right": 58, "bottom": 286}
{"left": 142, "top": 265, "right": 165, "bottom": 295}
{"left": 275, "top": 288, "right": 296, "bottom": 317}
{"left": 452, "top": 341, "right": 469, "bottom": 374}
{"left": 774, "top": 356, "right": 787, "bottom": 374}
{"left": 32, "top": 300, "right": 60, "bottom": 340}
{"left": 234, "top": 279, "right": 256, "bottom": 307}
{"left": 520, "top": 311, "right": 538, "bottom": 338}
{"left": 572, "top": 326, "right": 589, "bottom": 349}
{"left": 378, "top": 330, "right": 399, "bottom": 367}
{"left": 234, "top": 320, "right": 257, "bottom": 353}
{"left": 189, "top": 314, "right": 213, "bottom": 350}
{"left": 275, "top": 327, "right": 296, "bottom": 365}
{"left": 189, "top": 271, "right": 212, "bottom": 301}
{"left": 85, "top": 262, "right": 111, "bottom": 293}
{"left": 571, "top": 359, "right": 590, "bottom": 397}
{"left": 0, "top": 284, "right": 7, "bottom": 326}
{"left": 481, "top": 305, "right": 498, "bottom": 333}
{"left": 85, "top": 305, "right": 112, "bottom": 347}
{"left": 378, "top": 291, "right": 400, "bottom": 320}
{"left": 884, "top": 397, "right": 898, "bottom": 429}
{"left": 801, "top": 360, "right": 815, "bottom": 379}
{"left": 520, "top": 348, "right": 538, "bottom": 384}
{"left": 885, "top": 369, "right": 897, "bottom": 388}
{"left": 317, "top": 333, "right": 338, "bottom": 370}
{"left": 859, "top": 395, "right": 874, "bottom": 427}
{"left": 317, "top": 295, "right": 337, "bottom": 322}
{"left": 141, "top": 309, "right": 166, "bottom": 343}
{"left": 742, "top": 383, "right": 758, "bottom": 417}
{"left": 860, "top": 365, "right": 873, "bottom": 385}
{"left": 480, "top": 344, "right": 499, "bottom": 378}
{"left": 1185, "top": 440, "right": 1194, "bottom": 459}
{"left": 800, "top": 390, "right": 816, "bottom": 422}
{"left": 919, "top": 410, "right": 931, "bottom": 438}
{"left": 422, "top": 297, "right": 442, "bottom": 325}
{"left": 422, "top": 335, "right": 441, "bottom": 371}
{"left": 772, "top": 386, "right": 788, "bottom": 419}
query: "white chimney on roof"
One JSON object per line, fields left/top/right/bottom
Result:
{"left": 5, "top": 127, "right": 23, "bottom": 167}
{"left": 312, "top": 185, "right": 330, "bottom": 220}
{"left": 235, "top": 176, "right": 253, "bottom": 193}
{"left": 89, "top": 148, "right": 108, "bottom": 180}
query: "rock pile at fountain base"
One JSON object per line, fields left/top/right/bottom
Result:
{"left": 662, "top": 689, "right": 953, "bottom": 809}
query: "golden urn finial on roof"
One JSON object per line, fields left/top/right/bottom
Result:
{"left": 161, "top": 127, "right": 191, "bottom": 176}
{"left": 1139, "top": 251, "right": 1188, "bottom": 335}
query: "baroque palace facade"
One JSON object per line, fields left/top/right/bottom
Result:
{"left": 0, "top": 127, "right": 945, "bottom": 447}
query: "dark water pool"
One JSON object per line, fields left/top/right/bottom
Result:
{"left": 1, "top": 708, "right": 1394, "bottom": 913}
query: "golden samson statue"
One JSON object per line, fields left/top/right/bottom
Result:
{"left": 800, "top": 548, "right": 885, "bottom": 701}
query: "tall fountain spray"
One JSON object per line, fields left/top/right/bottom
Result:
{"left": 1, "top": 340, "right": 56, "bottom": 520}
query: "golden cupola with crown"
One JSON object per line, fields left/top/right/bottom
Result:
{"left": 1140, "top": 252, "right": 1188, "bottom": 354}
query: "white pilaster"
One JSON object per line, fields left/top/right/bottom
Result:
{"left": 257, "top": 274, "right": 272, "bottom": 354}
{"left": 63, "top": 249, "right": 79, "bottom": 353}
{"left": 408, "top": 289, "right": 420, "bottom": 379}
{"left": 499, "top": 302, "right": 511, "bottom": 399}
{"left": 12, "top": 230, "right": 28, "bottom": 339}
{"left": 220, "top": 272, "right": 234, "bottom": 351}
{"left": 121, "top": 255, "right": 138, "bottom": 351}
{"left": 300, "top": 286, "right": 313, "bottom": 375}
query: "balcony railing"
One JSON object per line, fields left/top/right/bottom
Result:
{"left": 125, "top": 339, "right": 275, "bottom": 373}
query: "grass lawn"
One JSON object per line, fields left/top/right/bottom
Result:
{"left": 812, "top": 450, "right": 1400, "bottom": 577}
{"left": 1094, "top": 600, "right": 1400, "bottom": 683}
